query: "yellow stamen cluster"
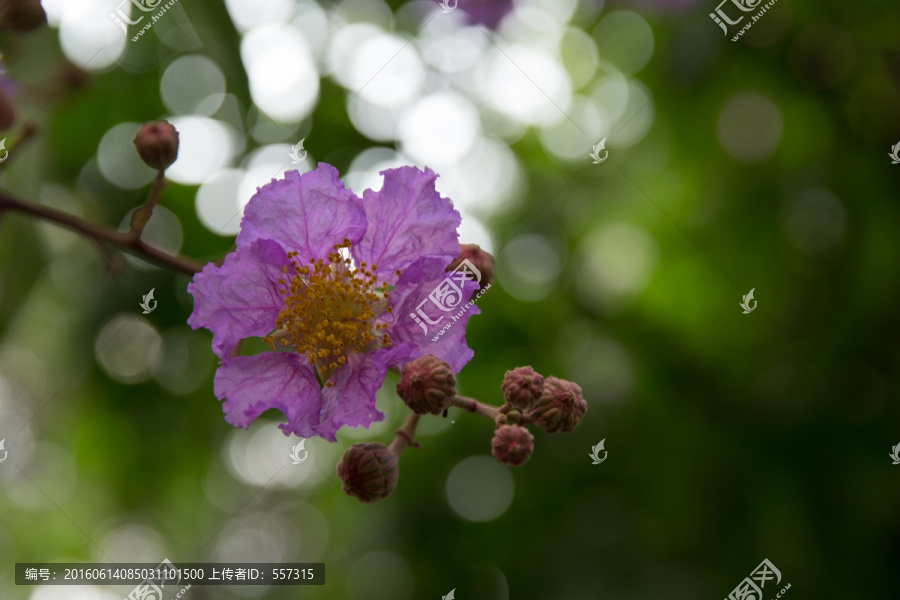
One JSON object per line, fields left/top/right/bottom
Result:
{"left": 263, "top": 239, "right": 393, "bottom": 387}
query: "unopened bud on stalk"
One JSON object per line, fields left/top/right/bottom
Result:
{"left": 396, "top": 354, "right": 456, "bottom": 415}
{"left": 501, "top": 366, "right": 544, "bottom": 412}
{"left": 133, "top": 120, "right": 179, "bottom": 171}
{"left": 0, "top": 0, "right": 47, "bottom": 32}
{"left": 528, "top": 377, "right": 587, "bottom": 433}
{"left": 336, "top": 442, "right": 399, "bottom": 503}
{"left": 491, "top": 424, "right": 534, "bottom": 467}
{"left": 447, "top": 243, "right": 494, "bottom": 289}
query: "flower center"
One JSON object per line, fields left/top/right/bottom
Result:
{"left": 263, "top": 239, "right": 395, "bottom": 387}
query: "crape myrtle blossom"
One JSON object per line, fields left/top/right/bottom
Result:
{"left": 188, "top": 164, "right": 480, "bottom": 442}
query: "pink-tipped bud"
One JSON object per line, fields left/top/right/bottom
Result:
{"left": 336, "top": 442, "right": 399, "bottom": 503}
{"left": 0, "top": 0, "right": 47, "bottom": 32}
{"left": 133, "top": 120, "right": 179, "bottom": 171}
{"left": 447, "top": 243, "right": 494, "bottom": 289}
{"left": 491, "top": 424, "right": 534, "bottom": 467}
{"left": 528, "top": 377, "right": 587, "bottom": 433}
{"left": 396, "top": 355, "right": 456, "bottom": 415}
{"left": 501, "top": 366, "right": 544, "bottom": 412}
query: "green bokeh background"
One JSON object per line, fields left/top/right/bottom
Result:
{"left": 1, "top": 0, "right": 899, "bottom": 598}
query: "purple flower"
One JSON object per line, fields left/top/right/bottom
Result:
{"left": 188, "top": 164, "right": 480, "bottom": 442}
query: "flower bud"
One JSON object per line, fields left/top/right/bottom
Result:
{"left": 447, "top": 243, "right": 494, "bottom": 289}
{"left": 528, "top": 376, "right": 587, "bottom": 433}
{"left": 0, "top": 0, "right": 47, "bottom": 32}
{"left": 501, "top": 366, "right": 544, "bottom": 412}
{"left": 396, "top": 354, "right": 456, "bottom": 415}
{"left": 491, "top": 424, "right": 534, "bottom": 467}
{"left": 336, "top": 442, "right": 398, "bottom": 503}
{"left": 133, "top": 120, "right": 179, "bottom": 171}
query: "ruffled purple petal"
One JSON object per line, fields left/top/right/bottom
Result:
{"left": 236, "top": 163, "right": 367, "bottom": 260}
{"left": 317, "top": 343, "right": 415, "bottom": 442}
{"left": 353, "top": 166, "right": 461, "bottom": 285}
{"left": 385, "top": 257, "right": 480, "bottom": 372}
{"left": 213, "top": 352, "right": 323, "bottom": 438}
{"left": 187, "top": 239, "right": 291, "bottom": 358}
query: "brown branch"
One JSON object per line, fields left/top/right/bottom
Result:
{"left": 0, "top": 191, "right": 204, "bottom": 275}
{"left": 388, "top": 411, "right": 421, "bottom": 456}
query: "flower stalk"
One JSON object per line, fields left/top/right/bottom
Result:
{"left": 127, "top": 170, "right": 166, "bottom": 240}
{"left": 388, "top": 411, "right": 422, "bottom": 456}
{"left": 451, "top": 395, "right": 508, "bottom": 425}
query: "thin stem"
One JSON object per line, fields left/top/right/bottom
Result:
{"left": 128, "top": 170, "right": 166, "bottom": 240}
{"left": 0, "top": 191, "right": 203, "bottom": 275}
{"left": 388, "top": 411, "right": 421, "bottom": 456}
{"left": 450, "top": 395, "right": 508, "bottom": 425}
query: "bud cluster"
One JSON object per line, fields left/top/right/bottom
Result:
{"left": 336, "top": 353, "right": 587, "bottom": 502}
{"left": 490, "top": 367, "right": 587, "bottom": 466}
{"left": 333, "top": 244, "right": 581, "bottom": 502}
